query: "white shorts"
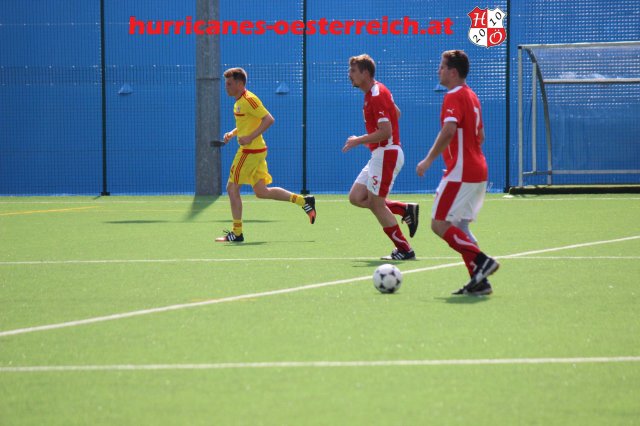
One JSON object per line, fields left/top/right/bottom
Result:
{"left": 354, "top": 145, "right": 404, "bottom": 197}
{"left": 431, "top": 179, "right": 487, "bottom": 223}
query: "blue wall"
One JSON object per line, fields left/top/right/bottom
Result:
{"left": 1, "top": 1, "right": 639, "bottom": 195}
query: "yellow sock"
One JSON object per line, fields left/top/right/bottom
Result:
{"left": 233, "top": 220, "right": 243, "bottom": 235}
{"left": 290, "top": 194, "right": 305, "bottom": 206}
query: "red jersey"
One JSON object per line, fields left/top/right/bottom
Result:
{"left": 440, "top": 85, "right": 488, "bottom": 182}
{"left": 363, "top": 81, "right": 400, "bottom": 152}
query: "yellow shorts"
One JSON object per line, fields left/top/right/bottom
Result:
{"left": 228, "top": 147, "right": 273, "bottom": 186}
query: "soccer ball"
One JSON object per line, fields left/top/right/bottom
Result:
{"left": 373, "top": 264, "right": 402, "bottom": 294}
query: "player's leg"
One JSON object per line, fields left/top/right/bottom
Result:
{"left": 451, "top": 219, "right": 477, "bottom": 244}
{"left": 252, "top": 180, "right": 293, "bottom": 201}
{"left": 250, "top": 152, "right": 316, "bottom": 223}
{"left": 379, "top": 149, "right": 418, "bottom": 237}
{"left": 368, "top": 191, "right": 398, "bottom": 228}
{"left": 215, "top": 181, "right": 244, "bottom": 242}
{"left": 348, "top": 165, "right": 371, "bottom": 209}
{"left": 368, "top": 147, "right": 414, "bottom": 260}
{"left": 385, "top": 199, "right": 419, "bottom": 238}
{"left": 431, "top": 180, "right": 498, "bottom": 293}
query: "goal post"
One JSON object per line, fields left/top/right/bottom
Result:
{"left": 515, "top": 41, "right": 640, "bottom": 191}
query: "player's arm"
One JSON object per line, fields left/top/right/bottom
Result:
{"left": 479, "top": 127, "right": 485, "bottom": 145}
{"left": 342, "top": 121, "right": 392, "bottom": 153}
{"left": 237, "top": 113, "right": 274, "bottom": 146}
{"left": 223, "top": 128, "right": 237, "bottom": 143}
{"left": 395, "top": 104, "right": 401, "bottom": 120}
{"left": 416, "top": 121, "right": 457, "bottom": 177}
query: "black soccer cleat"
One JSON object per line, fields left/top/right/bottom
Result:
{"left": 402, "top": 203, "right": 420, "bottom": 238}
{"left": 381, "top": 248, "right": 416, "bottom": 261}
{"left": 303, "top": 195, "right": 316, "bottom": 224}
{"left": 215, "top": 230, "right": 244, "bottom": 243}
{"left": 452, "top": 279, "right": 493, "bottom": 296}
{"left": 465, "top": 253, "right": 500, "bottom": 288}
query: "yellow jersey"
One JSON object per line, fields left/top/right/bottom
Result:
{"left": 233, "top": 89, "right": 270, "bottom": 150}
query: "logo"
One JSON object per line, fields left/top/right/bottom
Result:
{"left": 468, "top": 7, "right": 506, "bottom": 48}
{"left": 446, "top": 108, "right": 455, "bottom": 114}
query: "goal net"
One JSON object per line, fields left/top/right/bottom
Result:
{"left": 516, "top": 41, "right": 640, "bottom": 189}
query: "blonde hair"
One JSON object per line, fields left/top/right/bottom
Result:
{"left": 223, "top": 67, "right": 247, "bottom": 84}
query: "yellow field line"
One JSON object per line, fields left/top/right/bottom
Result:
{"left": 0, "top": 206, "right": 99, "bottom": 217}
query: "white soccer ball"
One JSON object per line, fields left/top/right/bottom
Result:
{"left": 373, "top": 263, "right": 402, "bottom": 294}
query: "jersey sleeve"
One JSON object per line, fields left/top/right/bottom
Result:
{"left": 441, "top": 93, "right": 462, "bottom": 125}
{"left": 369, "top": 91, "right": 393, "bottom": 125}
{"left": 245, "top": 94, "right": 270, "bottom": 119}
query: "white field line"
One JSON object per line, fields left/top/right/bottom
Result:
{"left": 0, "top": 235, "right": 638, "bottom": 338}
{"left": 507, "top": 256, "right": 640, "bottom": 260}
{"left": 2, "top": 356, "right": 640, "bottom": 373}
{"left": 498, "top": 235, "right": 640, "bottom": 259}
{"left": 0, "top": 256, "right": 460, "bottom": 266}
{"left": 0, "top": 261, "right": 464, "bottom": 338}
{"left": 0, "top": 197, "right": 639, "bottom": 205}
{"left": 2, "top": 255, "right": 640, "bottom": 267}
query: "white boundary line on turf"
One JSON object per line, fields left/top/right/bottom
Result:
{"left": 1, "top": 235, "right": 638, "bottom": 338}
{"left": 1, "top": 197, "right": 639, "bottom": 205}
{"left": 2, "top": 356, "right": 640, "bottom": 373}
{"left": 2, "top": 255, "right": 640, "bottom": 266}
{"left": 0, "top": 256, "right": 461, "bottom": 266}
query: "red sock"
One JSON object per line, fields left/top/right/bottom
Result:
{"left": 385, "top": 200, "right": 407, "bottom": 216}
{"left": 442, "top": 226, "right": 481, "bottom": 276}
{"left": 383, "top": 225, "right": 411, "bottom": 252}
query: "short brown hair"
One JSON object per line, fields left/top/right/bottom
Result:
{"left": 442, "top": 50, "right": 470, "bottom": 79}
{"left": 349, "top": 54, "right": 376, "bottom": 78}
{"left": 223, "top": 67, "right": 247, "bottom": 84}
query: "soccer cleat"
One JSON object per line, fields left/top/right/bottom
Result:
{"left": 402, "top": 203, "right": 420, "bottom": 238}
{"left": 215, "top": 230, "right": 244, "bottom": 243}
{"left": 381, "top": 248, "right": 416, "bottom": 261}
{"left": 302, "top": 195, "right": 316, "bottom": 224}
{"left": 452, "top": 279, "right": 493, "bottom": 296}
{"left": 465, "top": 253, "right": 500, "bottom": 289}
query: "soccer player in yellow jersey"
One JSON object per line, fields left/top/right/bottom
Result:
{"left": 215, "top": 67, "right": 316, "bottom": 242}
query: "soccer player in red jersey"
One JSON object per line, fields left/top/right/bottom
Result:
{"left": 416, "top": 50, "right": 499, "bottom": 295}
{"left": 343, "top": 54, "right": 419, "bottom": 260}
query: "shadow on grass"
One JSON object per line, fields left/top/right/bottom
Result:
{"left": 219, "top": 240, "right": 316, "bottom": 246}
{"left": 218, "top": 241, "right": 267, "bottom": 247}
{"left": 351, "top": 259, "right": 419, "bottom": 268}
{"left": 183, "top": 196, "right": 220, "bottom": 222}
{"left": 436, "top": 295, "right": 491, "bottom": 304}
{"left": 210, "top": 219, "right": 279, "bottom": 224}
{"left": 105, "top": 220, "right": 169, "bottom": 224}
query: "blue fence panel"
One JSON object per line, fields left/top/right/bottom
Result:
{"left": 306, "top": 0, "right": 507, "bottom": 194}
{"left": 0, "top": 0, "right": 102, "bottom": 195}
{"left": 1, "top": 1, "right": 639, "bottom": 194}
{"left": 104, "top": 0, "right": 196, "bottom": 194}
{"left": 219, "top": 0, "right": 303, "bottom": 195}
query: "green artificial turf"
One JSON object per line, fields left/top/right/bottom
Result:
{"left": 1, "top": 194, "right": 639, "bottom": 425}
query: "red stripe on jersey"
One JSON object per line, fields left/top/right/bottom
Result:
{"left": 434, "top": 181, "right": 462, "bottom": 221}
{"left": 244, "top": 93, "right": 259, "bottom": 109}
{"left": 378, "top": 149, "right": 399, "bottom": 198}
{"left": 234, "top": 113, "right": 245, "bottom": 116}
